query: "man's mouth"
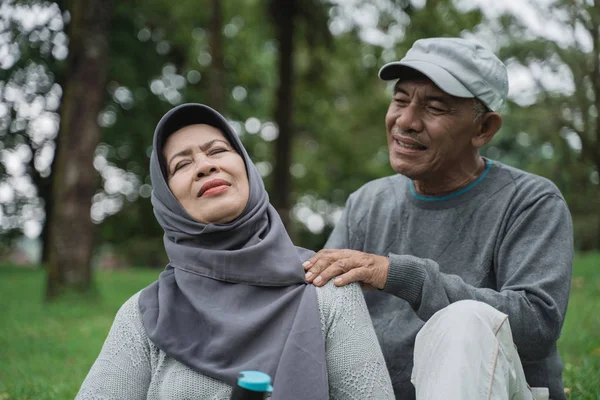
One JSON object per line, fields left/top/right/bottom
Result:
{"left": 198, "top": 179, "right": 231, "bottom": 197}
{"left": 392, "top": 135, "right": 428, "bottom": 151}
{"left": 395, "top": 139, "right": 427, "bottom": 150}
{"left": 391, "top": 127, "right": 427, "bottom": 151}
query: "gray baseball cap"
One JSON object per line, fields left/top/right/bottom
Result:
{"left": 378, "top": 37, "right": 509, "bottom": 112}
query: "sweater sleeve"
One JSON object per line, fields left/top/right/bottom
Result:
{"left": 75, "top": 292, "right": 152, "bottom": 400}
{"left": 317, "top": 281, "right": 394, "bottom": 400}
{"left": 383, "top": 194, "right": 573, "bottom": 362}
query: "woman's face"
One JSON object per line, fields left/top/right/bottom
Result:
{"left": 163, "top": 124, "right": 250, "bottom": 224}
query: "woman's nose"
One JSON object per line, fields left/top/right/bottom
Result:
{"left": 193, "top": 156, "right": 219, "bottom": 179}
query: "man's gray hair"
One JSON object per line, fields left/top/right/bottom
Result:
{"left": 473, "top": 98, "right": 489, "bottom": 122}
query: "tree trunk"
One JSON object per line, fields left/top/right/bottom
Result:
{"left": 42, "top": 0, "right": 68, "bottom": 264}
{"left": 25, "top": 136, "right": 55, "bottom": 264}
{"left": 592, "top": 0, "right": 600, "bottom": 249}
{"left": 35, "top": 168, "right": 53, "bottom": 264}
{"left": 45, "top": 0, "right": 114, "bottom": 300}
{"left": 39, "top": 140, "right": 61, "bottom": 264}
{"left": 270, "top": 0, "right": 297, "bottom": 232}
{"left": 209, "top": 0, "right": 225, "bottom": 111}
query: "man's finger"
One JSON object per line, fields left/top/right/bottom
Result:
{"left": 304, "top": 251, "right": 348, "bottom": 280}
{"left": 303, "top": 249, "right": 353, "bottom": 271}
{"left": 304, "top": 257, "right": 333, "bottom": 282}
{"left": 313, "top": 258, "right": 355, "bottom": 287}
{"left": 302, "top": 250, "right": 332, "bottom": 270}
{"left": 333, "top": 267, "right": 367, "bottom": 287}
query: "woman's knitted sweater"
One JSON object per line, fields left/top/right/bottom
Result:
{"left": 76, "top": 281, "right": 394, "bottom": 399}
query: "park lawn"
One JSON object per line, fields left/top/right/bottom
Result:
{"left": 0, "top": 254, "right": 598, "bottom": 400}
{"left": 559, "top": 253, "right": 600, "bottom": 398}
{"left": 0, "top": 266, "right": 159, "bottom": 400}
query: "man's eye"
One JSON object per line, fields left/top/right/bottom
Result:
{"left": 394, "top": 97, "right": 409, "bottom": 106}
{"left": 427, "top": 105, "right": 445, "bottom": 113}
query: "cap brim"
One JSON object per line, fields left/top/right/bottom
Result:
{"left": 378, "top": 60, "right": 474, "bottom": 98}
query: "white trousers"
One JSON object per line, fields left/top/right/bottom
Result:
{"left": 411, "top": 300, "right": 550, "bottom": 400}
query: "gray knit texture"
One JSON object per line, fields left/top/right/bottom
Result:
{"left": 325, "top": 160, "right": 573, "bottom": 400}
{"left": 76, "top": 281, "right": 394, "bottom": 400}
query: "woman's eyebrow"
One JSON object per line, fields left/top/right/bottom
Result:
{"left": 167, "top": 139, "right": 232, "bottom": 168}
{"left": 167, "top": 148, "right": 192, "bottom": 169}
{"left": 199, "top": 139, "right": 231, "bottom": 152}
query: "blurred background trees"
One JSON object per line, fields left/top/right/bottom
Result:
{"left": 494, "top": 0, "right": 600, "bottom": 250}
{"left": 0, "top": 0, "right": 598, "bottom": 298}
{"left": 45, "top": 0, "right": 113, "bottom": 299}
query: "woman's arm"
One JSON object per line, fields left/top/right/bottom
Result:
{"left": 317, "top": 281, "right": 394, "bottom": 400}
{"left": 76, "top": 292, "right": 152, "bottom": 400}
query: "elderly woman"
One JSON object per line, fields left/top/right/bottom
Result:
{"left": 76, "top": 104, "right": 393, "bottom": 400}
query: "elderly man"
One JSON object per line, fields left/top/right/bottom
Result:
{"left": 304, "top": 38, "right": 572, "bottom": 400}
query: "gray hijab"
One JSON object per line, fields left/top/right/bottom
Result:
{"left": 139, "top": 104, "right": 329, "bottom": 399}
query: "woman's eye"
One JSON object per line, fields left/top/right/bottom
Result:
{"left": 173, "top": 161, "right": 191, "bottom": 172}
{"left": 209, "top": 148, "right": 228, "bottom": 156}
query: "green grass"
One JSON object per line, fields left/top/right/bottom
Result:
{"left": 0, "top": 254, "right": 598, "bottom": 399}
{"left": 559, "top": 253, "right": 600, "bottom": 399}
{"left": 0, "top": 266, "right": 158, "bottom": 400}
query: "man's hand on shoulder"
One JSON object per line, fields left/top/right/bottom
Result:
{"left": 303, "top": 249, "right": 389, "bottom": 289}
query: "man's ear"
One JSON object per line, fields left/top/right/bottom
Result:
{"left": 472, "top": 112, "right": 502, "bottom": 149}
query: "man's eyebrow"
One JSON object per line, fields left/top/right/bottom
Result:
{"left": 393, "top": 86, "right": 409, "bottom": 95}
{"left": 423, "top": 95, "right": 451, "bottom": 104}
{"left": 166, "top": 139, "right": 231, "bottom": 170}
{"left": 394, "top": 86, "right": 452, "bottom": 105}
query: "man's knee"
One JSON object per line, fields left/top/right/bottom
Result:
{"left": 442, "top": 299, "right": 503, "bottom": 318}
{"left": 416, "top": 300, "right": 508, "bottom": 347}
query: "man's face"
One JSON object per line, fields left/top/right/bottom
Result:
{"left": 385, "top": 78, "right": 482, "bottom": 181}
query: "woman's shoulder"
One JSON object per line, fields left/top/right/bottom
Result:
{"left": 117, "top": 291, "right": 143, "bottom": 318}
{"left": 107, "top": 291, "right": 149, "bottom": 340}
{"left": 315, "top": 280, "right": 363, "bottom": 308}
{"left": 315, "top": 281, "right": 369, "bottom": 332}
{"left": 313, "top": 283, "right": 394, "bottom": 399}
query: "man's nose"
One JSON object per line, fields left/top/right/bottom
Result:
{"left": 395, "top": 104, "right": 424, "bottom": 133}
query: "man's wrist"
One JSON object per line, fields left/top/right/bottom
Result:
{"left": 383, "top": 254, "right": 426, "bottom": 307}
{"left": 373, "top": 254, "right": 390, "bottom": 289}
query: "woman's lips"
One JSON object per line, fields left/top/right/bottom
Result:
{"left": 202, "top": 185, "right": 229, "bottom": 197}
{"left": 198, "top": 179, "right": 231, "bottom": 197}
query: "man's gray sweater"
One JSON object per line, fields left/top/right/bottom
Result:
{"left": 325, "top": 159, "right": 573, "bottom": 400}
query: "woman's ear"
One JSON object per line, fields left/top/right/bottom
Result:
{"left": 472, "top": 112, "right": 502, "bottom": 149}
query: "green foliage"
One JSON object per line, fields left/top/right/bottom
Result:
{"left": 0, "top": 254, "right": 598, "bottom": 398}
{"left": 92, "top": 0, "right": 283, "bottom": 259}
{"left": 285, "top": 0, "right": 486, "bottom": 248}
{"left": 2, "top": 0, "right": 600, "bottom": 258}
{"left": 0, "top": 1, "right": 66, "bottom": 247}
{"left": 491, "top": 0, "right": 600, "bottom": 250}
